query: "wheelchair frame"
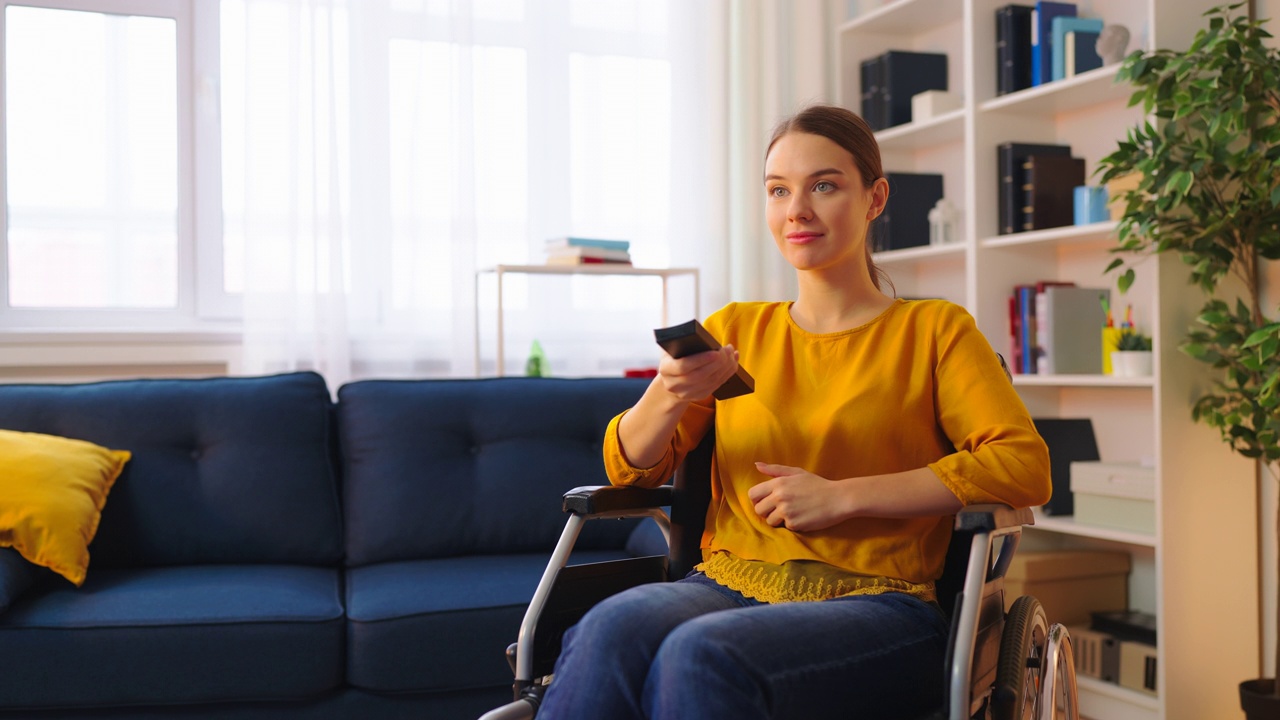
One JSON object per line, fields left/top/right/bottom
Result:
{"left": 481, "top": 446, "right": 1079, "bottom": 720}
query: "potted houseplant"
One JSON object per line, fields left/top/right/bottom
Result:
{"left": 1096, "top": 2, "right": 1280, "bottom": 715}
{"left": 1111, "top": 329, "right": 1153, "bottom": 377}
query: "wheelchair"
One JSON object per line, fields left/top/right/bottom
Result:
{"left": 479, "top": 426, "right": 1079, "bottom": 720}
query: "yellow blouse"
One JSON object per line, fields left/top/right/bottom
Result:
{"left": 603, "top": 299, "right": 1051, "bottom": 603}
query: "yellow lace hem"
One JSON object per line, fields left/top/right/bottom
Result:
{"left": 697, "top": 551, "right": 935, "bottom": 604}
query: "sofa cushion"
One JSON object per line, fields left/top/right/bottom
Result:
{"left": 0, "top": 430, "right": 131, "bottom": 585}
{"left": 338, "top": 377, "right": 650, "bottom": 566}
{"left": 345, "top": 551, "right": 629, "bottom": 692}
{"left": 0, "top": 372, "right": 342, "bottom": 567}
{"left": 0, "top": 565, "right": 345, "bottom": 709}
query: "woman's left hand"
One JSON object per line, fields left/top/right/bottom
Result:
{"left": 748, "top": 462, "right": 851, "bottom": 532}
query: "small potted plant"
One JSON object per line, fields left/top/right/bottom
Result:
{"left": 1111, "top": 329, "right": 1153, "bottom": 377}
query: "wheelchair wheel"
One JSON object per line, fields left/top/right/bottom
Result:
{"left": 991, "top": 596, "right": 1048, "bottom": 720}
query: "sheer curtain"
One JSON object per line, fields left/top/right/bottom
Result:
{"left": 223, "top": 0, "right": 729, "bottom": 388}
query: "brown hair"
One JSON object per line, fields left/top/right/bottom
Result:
{"left": 766, "top": 105, "right": 893, "bottom": 293}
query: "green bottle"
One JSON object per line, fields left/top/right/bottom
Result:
{"left": 525, "top": 340, "right": 549, "bottom": 377}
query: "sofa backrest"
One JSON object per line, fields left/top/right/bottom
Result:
{"left": 0, "top": 372, "right": 343, "bottom": 568}
{"left": 338, "top": 377, "right": 650, "bottom": 566}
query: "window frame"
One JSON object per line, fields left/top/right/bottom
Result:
{"left": 0, "top": 0, "right": 233, "bottom": 329}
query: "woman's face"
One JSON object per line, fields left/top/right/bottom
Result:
{"left": 764, "top": 131, "right": 886, "bottom": 275}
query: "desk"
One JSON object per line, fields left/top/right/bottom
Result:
{"left": 474, "top": 264, "right": 700, "bottom": 376}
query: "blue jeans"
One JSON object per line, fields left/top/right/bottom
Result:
{"left": 537, "top": 572, "right": 950, "bottom": 720}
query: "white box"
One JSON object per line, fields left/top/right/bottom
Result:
{"left": 1070, "top": 461, "right": 1155, "bottom": 535}
{"left": 911, "top": 90, "right": 962, "bottom": 122}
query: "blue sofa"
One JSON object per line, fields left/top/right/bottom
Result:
{"left": 0, "top": 372, "right": 657, "bottom": 719}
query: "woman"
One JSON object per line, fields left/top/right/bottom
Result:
{"left": 537, "top": 105, "right": 1050, "bottom": 720}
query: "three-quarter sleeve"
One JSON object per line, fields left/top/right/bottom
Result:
{"left": 927, "top": 306, "right": 1052, "bottom": 508}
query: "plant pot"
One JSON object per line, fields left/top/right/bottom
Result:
{"left": 1110, "top": 350, "right": 1153, "bottom": 378}
{"left": 1240, "top": 678, "right": 1280, "bottom": 719}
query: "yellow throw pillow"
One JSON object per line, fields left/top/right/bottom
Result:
{"left": 0, "top": 429, "right": 130, "bottom": 586}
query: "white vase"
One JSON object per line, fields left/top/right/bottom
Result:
{"left": 1110, "top": 350, "right": 1153, "bottom": 377}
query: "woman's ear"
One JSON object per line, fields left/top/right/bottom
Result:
{"left": 866, "top": 177, "right": 889, "bottom": 221}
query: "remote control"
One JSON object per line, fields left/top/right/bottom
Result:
{"left": 653, "top": 319, "right": 755, "bottom": 400}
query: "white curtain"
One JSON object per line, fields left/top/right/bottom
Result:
{"left": 223, "top": 0, "right": 730, "bottom": 388}
{"left": 726, "top": 0, "right": 839, "bottom": 303}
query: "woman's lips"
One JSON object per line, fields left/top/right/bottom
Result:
{"left": 786, "top": 231, "right": 822, "bottom": 244}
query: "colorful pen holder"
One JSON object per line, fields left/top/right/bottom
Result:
{"left": 1102, "top": 327, "right": 1123, "bottom": 375}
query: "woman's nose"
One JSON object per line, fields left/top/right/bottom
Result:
{"left": 789, "top": 194, "right": 813, "bottom": 221}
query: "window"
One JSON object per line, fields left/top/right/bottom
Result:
{"left": 0, "top": 0, "right": 227, "bottom": 327}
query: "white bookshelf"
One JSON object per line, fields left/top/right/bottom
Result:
{"left": 837, "top": 2, "right": 1260, "bottom": 718}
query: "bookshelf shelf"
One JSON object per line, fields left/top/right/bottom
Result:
{"left": 979, "top": 64, "right": 1130, "bottom": 115}
{"left": 871, "top": 242, "right": 964, "bottom": 265}
{"left": 1012, "top": 373, "right": 1153, "bottom": 388}
{"left": 837, "top": 2, "right": 1259, "bottom": 718}
{"left": 1077, "top": 676, "right": 1160, "bottom": 719}
{"left": 876, "top": 109, "right": 964, "bottom": 151}
{"left": 980, "top": 220, "right": 1118, "bottom": 249}
{"left": 1030, "top": 514, "right": 1157, "bottom": 548}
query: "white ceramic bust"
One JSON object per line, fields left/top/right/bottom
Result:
{"left": 1097, "top": 25, "right": 1131, "bottom": 65}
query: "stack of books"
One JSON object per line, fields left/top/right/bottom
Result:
{"left": 997, "top": 2, "right": 1105, "bottom": 96}
{"left": 544, "top": 237, "right": 632, "bottom": 266}
{"left": 1008, "top": 281, "right": 1109, "bottom": 375}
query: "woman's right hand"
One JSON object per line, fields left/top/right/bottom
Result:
{"left": 656, "top": 345, "right": 740, "bottom": 403}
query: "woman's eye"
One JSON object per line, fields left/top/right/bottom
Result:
{"left": 814, "top": 180, "right": 835, "bottom": 192}
{"left": 769, "top": 186, "right": 788, "bottom": 198}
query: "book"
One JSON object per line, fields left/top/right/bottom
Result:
{"left": 1031, "top": 1, "right": 1076, "bottom": 86}
{"left": 545, "top": 255, "right": 632, "bottom": 266}
{"left": 1050, "top": 16, "right": 1104, "bottom": 81}
{"left": 870, "top": 172, "right": 944, "bottom": 252}
{"left": 879, "top": 50, "right": 948, "bottom": 129}
{"left": 996, "top": 4, "right": 1035, "bottom": 96}
{"left": 1041, "top": 285, "right": 1109, "bottom": 374}
{"left": 1033, "top": 280, "right": 1077, "bottom": 374}
{"left": 1018, "top": 284, "right": 1035, "bottom": 374}
{"left": 1022, "top": 154, "right": 1085, "bottom": 231}
{"left": 545, "top": 245, "right": 632, "bottom": 262}
{"left": 1064, "top": 29, "right": 1103, "bottom": 77}
{"left": 997, "top": 142, "right": 1072, "bottom": 235}
{"left": 545, "top": 236, "right": 630, "bottom": 251}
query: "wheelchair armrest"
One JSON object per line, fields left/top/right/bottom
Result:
{"left": 562, "top": 485, "right": 675, "bottom": 517}
{"left": 954, "top": 504, "right": 1034, "bottom": 533}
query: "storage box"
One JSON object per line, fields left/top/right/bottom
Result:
{"left": 911, "top": 90, "right": 962, "bottom": 122}
{"left": 1118, "top": 639, "right": 1158, "bottom": 695}
{"left": 1070, "top": 461, "right": 1155, "bottom": 535}
{"left": 1067, "top": 626, "right": 1120, "bottom": 681}
{"left": 1005, "top": 550, "right": 1130, "bottom": 626}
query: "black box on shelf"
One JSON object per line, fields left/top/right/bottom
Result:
{"left": 860, "top": 50, "right": 948, "bottom": 131}
{"left": 1031, "top": 416, "right": 1099, "bottom": 515}
{"left": 1091, "top": 609, "right": 1158, "bottom": 647}
{"left": 870, "top": 172, "right": 943, "bottom": 252}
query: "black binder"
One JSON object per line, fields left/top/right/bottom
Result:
{"left": 1032, "top": 417, "right": 1099, "bottom": 515}
{"left": 997, "top": 142, "right": 1072, "bottom": 235}
{"left": 870, "top": 172, "right": 944, "bottom": 252}
{"left": 996, "top": 5, "right": 1034, "bottom": 96}
{"left": 881, "top": 50, "right": 948, "bottom": 129}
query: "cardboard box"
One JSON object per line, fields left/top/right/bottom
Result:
{"left": 1118, "top": 639, "right": 1158, "bottom": 695}
{"left": 1005, "top": 550, "right": 1130, "bottom": 626}
{"left": 1070, "top": 461, "right": 1155, "bottom": 535}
